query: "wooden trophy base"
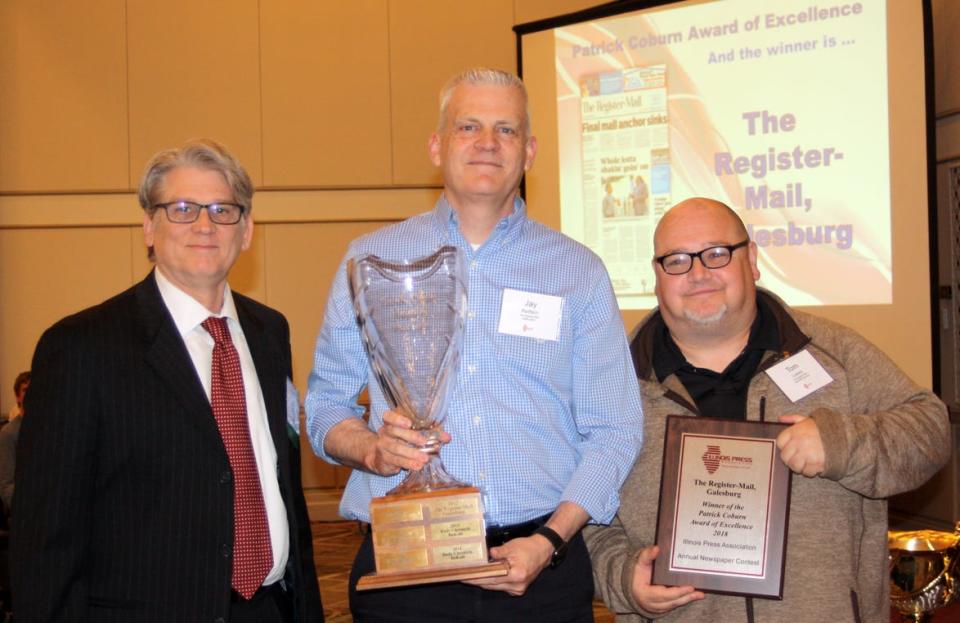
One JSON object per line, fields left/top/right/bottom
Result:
{"left": 356, "top": 486, "right": 509, "bottom": 591}
{"left": 356, "top": 560, "right": 510, "bottom": 591}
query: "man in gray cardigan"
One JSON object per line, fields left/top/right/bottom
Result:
{"left": 586, "top": 197, "right": 950, "bottom": 622}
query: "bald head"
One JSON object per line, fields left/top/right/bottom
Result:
{"left": 654, "top": 198, "right": 748, "bottom": 257}
{"left": 652, "top": 197, "right": 759, "bottom": 348}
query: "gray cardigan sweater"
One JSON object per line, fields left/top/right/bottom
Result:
{"left": 586, "top": 290, "right": 950, "bottom": 623}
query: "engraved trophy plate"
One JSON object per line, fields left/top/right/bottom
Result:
{"left": 889, "top": 523, "right": 960, "bottom": 622}
{"left": 349, "top": 246, "right": 508, "bottom": 590}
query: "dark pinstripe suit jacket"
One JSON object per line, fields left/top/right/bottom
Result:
{"left": 12, "top": 271, "right": 323, "bottom": 623}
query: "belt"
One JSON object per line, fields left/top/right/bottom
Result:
{"left": 485, "top": 514, "right": 550, "bottom": 549}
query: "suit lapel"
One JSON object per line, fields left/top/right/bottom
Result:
{"left": 235, "top": 294, "right": 303, "bottom": 582}
{"left": 235, "top": 297, "right": 288, "bottom": 463}
{"left": 136, "top": 271, "right": 225, "bottom": 451}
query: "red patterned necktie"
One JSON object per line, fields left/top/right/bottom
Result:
{"left": 202, "top": 316, "right": 273, "bottom": 599}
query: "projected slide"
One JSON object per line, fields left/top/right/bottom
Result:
{"left": 554, "top": 0, "right": 889, "bottom": 308}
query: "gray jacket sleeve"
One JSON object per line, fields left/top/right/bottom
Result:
{"left": 809, "top": 325, "right": 950, "bottom": 498}
{"left": 584, "top": 518, "right": 653, "bottom": 619}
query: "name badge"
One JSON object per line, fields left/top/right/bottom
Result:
{"left": 497, "top": 289, "right": 563, "bottom": 341}
{"left": 764, "top": 350, "right": 833, "bottom": 402}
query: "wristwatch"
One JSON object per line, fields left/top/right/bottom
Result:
{"left": 533, "top": 525, "right": 568, "bottom": 568}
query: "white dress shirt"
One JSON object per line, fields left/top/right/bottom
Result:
{"left": 155, "top": 268, "right": 289, "bottom": 585}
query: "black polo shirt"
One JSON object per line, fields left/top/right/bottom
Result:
{"left": 653, "top": 295, "right": 780, "bottom": 420}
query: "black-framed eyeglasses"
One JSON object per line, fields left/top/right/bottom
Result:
{"left": 654, "top": 239, "right": 750, "bottom": 275}
{"left": 153, "top": 201, "right": 245, "bottom": 225}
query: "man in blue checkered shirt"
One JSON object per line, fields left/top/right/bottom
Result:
{"left": 306, "top": 67, "right": 643, "bottom": 622}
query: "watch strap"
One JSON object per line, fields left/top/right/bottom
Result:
{"left": 533, "top": 525, "right": 564, "bottom": 550}
{"left": 533, "top": 525, "right": 567, "bottom": 567}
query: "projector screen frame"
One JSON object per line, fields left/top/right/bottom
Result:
{"left": 513, "top": 0, "right": 941, "bottom": 393}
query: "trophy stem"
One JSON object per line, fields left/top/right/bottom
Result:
{"left": 387, "top": 447, "right": 467, "bottom": 496}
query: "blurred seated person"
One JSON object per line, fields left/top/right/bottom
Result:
{"left": 0, "top": 372, "right": 29, "bottom": 519}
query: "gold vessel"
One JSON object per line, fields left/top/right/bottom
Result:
{"left": 889, "top": 522, "right": 960, "bottom": 622}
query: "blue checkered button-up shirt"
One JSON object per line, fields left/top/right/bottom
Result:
{"left": 305, "top": 196, "right": 643, "bottom": 526}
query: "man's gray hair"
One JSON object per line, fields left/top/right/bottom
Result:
{"left": 137, "top": 139, "right": 253, "bottom": 216}
{"left": 437, "top": 67, "right": 531, "bottom": 134}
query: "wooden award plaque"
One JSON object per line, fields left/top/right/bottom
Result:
{"left": 355, "top": 486, "right": 510, "bottom": 591}
{"left": 652, "top": 416, "right": 792, "bottom": 598}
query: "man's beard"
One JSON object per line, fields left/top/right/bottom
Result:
{"left": 684, "top": 303, "right": 728, "bottom": 326}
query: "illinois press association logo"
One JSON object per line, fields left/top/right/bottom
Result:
{"left": 701, "top": 444, "right": 753, "bottom": 474}
{"left": 702, "top": 445, "right": 722, "bottom": 474}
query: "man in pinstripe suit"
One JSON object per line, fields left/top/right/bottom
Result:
{"left": 11, "top": 140, "right": 323, "bottom": 623}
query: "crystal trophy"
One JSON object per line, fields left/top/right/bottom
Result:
{"left": 350, "top": 245, "right": 508, "bottom": 589}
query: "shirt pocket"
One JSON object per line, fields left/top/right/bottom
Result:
{"left": 493, "top": 332, "right": 567, "bottom": 385}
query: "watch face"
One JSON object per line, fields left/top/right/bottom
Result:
{"left": 550, "top": 549, "right": 566, "bottom": 568}
{"left": 551, "top": 538, "right": 569, "bottom": 568}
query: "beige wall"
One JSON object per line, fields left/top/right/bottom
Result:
{"left": 2, "top": 0, "right": 950, "bottom": 401}
{"left": 2, "top": 0, "right": 951, "bottom": 402}
{"left": 0, "top": 0, "right": 598, "bottom": 438}
{"left": 1, "top": 0, "right": 954, "bottom": 501}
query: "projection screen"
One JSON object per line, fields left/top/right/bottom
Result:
{"left": 517, "top": 0, "right": 936, "bottom": 386}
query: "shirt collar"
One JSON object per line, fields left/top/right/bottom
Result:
{"left": 652, "top": 293, "right": 780, "bottom": 382}
{"left": 154, "top": 268, "right": 239, "bottom": 338}
{"left": 432, "top": 194, "right": 527, "bottom": 250}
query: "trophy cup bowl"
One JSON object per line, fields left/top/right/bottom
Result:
{"left": 889, "top": 523, "right": 960, "bottom": 622}
{"left": 349, "top": 245, "right": 468, "bottom": 495}
{"left": 350, "top": 245, "right": 510, "bottom": 589}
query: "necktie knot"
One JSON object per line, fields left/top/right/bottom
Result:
{"left": 202, "top": 316, "right": 231, "bottom": 345}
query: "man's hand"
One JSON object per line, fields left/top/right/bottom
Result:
{"left": 776, "top": 414, "right": 825, "bottom": 477}
{"left": 363, "top": 409, "right": 451, "bottom": 476}
{"left": 630, "top": 546, "right": 704, "bottom": 614}
{"left": 463, "top": 534, "right": 553, "bottom": 596}
{"left": 323, "top": 411, "right": 450, "bottom": 477}
{"left": 465, "top": 501, "right": 589, "bottom": 596}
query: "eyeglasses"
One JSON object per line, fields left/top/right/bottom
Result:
{"left": 153, "top": 201, "right": 245, "bottom": 225}
{"left": 655, "top": 239, "right": 750, "bottom": 275}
